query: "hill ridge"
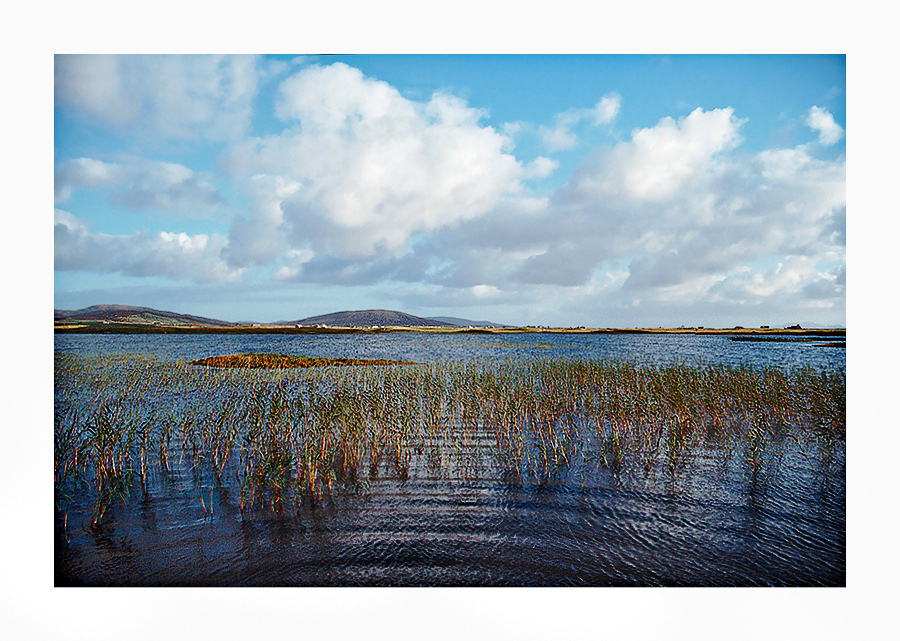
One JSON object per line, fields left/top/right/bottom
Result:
{"left": 288, "top": 309, "right": 456, "bottom": 328}
{"left": 54, "top": 305, "right": 235, "bottom": 327}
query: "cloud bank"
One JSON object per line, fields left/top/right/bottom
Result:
{"left": 54, "top": 57, "right": 846, "bottom": 326}
{"left": 55, "top": 209, "right": 240, "bottom": 282}
{"left": 55, "top": 157, "right": 222, "bottom": 214}
{"left": 55, "top": 54, "right": 259, "bottom": 140}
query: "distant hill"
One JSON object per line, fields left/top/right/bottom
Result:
{"left": 54, "top": 304, "right": 234, "bottom": 327}
{"left": 53, "top": 305, "right": 509, "bottom": 329}
{"left": 778, "top": 321, "right": 846, "bottom": 330}
{"left": 289, "top": 309, "right": 456, "bottom": 328}
{"left": 426, "top": 316, "right": 509, "bottom": 328}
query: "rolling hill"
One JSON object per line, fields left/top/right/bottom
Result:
{"left": 55, "top": 305, "right": 508, "bottom": 329}
{"left": 54, "top": 304, "right": 235, "bottom": 327}
{"left": 426, "top": 316, "right": 509, "bottom": 328}
{"left": 288, "top": 309, "right": 456, "bottom": 328}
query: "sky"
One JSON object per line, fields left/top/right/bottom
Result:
{"left": 54, "top": 54, "right": 846, "bottom": 327}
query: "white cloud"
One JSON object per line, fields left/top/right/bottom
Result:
{"left": 223, "top": 175, "right": 301, "bottom": 268}
{"left": 224, "top": 62, "right": 523, "bottom": 260}
{"left": 524, "top": 156, "right": 559, "bottom": 179}
{"left": 540, "top": 92, "right": 621, "bottom": 151}
{"left": 708, "top": 257, "right": 845, "bottom": 314}
{"left": 399, "top": 104, "right": 844, "bottom": 323}
{"left": 805, "top": 106, "right": 844, "bottom": 145}
{"left": 52, "top": 58, "right": 844, "bottom": 327}
{"left": 471, "top": 284, "right": 500, "bottom": 298}
{"left": 593, "top": 93, "right": 621, "bottom": 124}
{"left": 54, "top": 208, "right": 89, "bottom": 234}
{"left": 217, "top": 87, "right": 842, "bottom": 323}
{"left": 745, "top": 257, "right": 818, "bottom": 297}
{"left": 272, "top": 249, "right": 315, "bottom": 281}
{"left": 55, "top": 157, "right": 222, "bottom": 215}
{"left": 756, "top": 147, "right": 813, "bottom": 180}
{"left": 501, "top": 121, "right": 523, "bottom": 137}
{"left": 54, "top": 158, "right": 122, "bottom": 202}
{"left": 540, "top": 112, "right": 582, "bottom": 151}
{"left": 568, "top": 107, "right": 744, "bottom": 201}
{"left": 55, "top": 55, "right": 260, "bottom": 140}
{"left": 54, "top": 210, "right": 240, "bottom": 282}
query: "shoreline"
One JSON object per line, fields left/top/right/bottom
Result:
{"left": 54, "top": 322, "right": 846, "bottom": 337}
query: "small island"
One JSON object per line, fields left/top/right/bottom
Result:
{"left": 190, "top": 353, "right": 415, "bottom": 368}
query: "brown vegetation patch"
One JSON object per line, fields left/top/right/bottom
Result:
{"left": 190, "top": 353, "right": 414, "bottom": 369}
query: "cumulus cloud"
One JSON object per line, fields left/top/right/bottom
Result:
{"left": 563, "top": 135, "right": 842, "bottom": 299}
{"left": 471, "top": 284, "right": 501, "bottom": 298}
{"left": 805, "top": 106, "right": 844, "bottom": 145}
{"left": 272, "top": 249, "right": 315, "bottom": 281}
{"left": 383, "top": 106, "right": 844, "bottom": 321}
{"left": 567, "top": 107, "right": 744, "bottom": 201}
{"left": 223, "top": 62, "right": 523, "bottom": 260}
{"left": 55, "top": 157, "right": 222, "bottom": 215}
{"left": 54, "top": 158, "right": 121, "bottom": 201}
{"left": 55, "top": 209, "right": 240, "bottom": 282}
{"left": 540, "top": 112, "right": 582, "bottom": 151}
{"left": 216, "top": 92, "right": 843, "bottom": 322}
{"left": 540, "top": 92, "right": 621, "bottom": 151}
{"left": 53, "top": 59, "right": 844, "bottom": 325}
{"left": 524, "top": 156, "right": 559, "bottom": 179}
{"left": 222, "top": 175, "right": 300, "bottom": 267}
{"left": 593, "top": 93, "right": 621, "bottom": 124}
{"left": 708, "top": 257, "right": 845, "bottom": 312}
{"left": 55, "top": 55, "right": 259, "bottom": 140}
{"left": 743, "top": 256, "right": 823, "bottom": 297}
{"left": 108, "top": 161, "right": 223, "bottom": 213}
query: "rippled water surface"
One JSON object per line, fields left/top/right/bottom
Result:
{"left": 55, "top": 333, "right": 845, "bottom": 586}
{"left": 56, "top": 449, "right": 844, "bottom": 586}
{"left": 55, "top": 330, "right": 845, "bottom": 369}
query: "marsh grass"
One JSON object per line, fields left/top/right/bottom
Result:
{"left": 54, "top": 354, "right": 845, "bottom": 526}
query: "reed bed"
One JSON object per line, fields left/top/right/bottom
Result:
{"left": 54, "top": 353, "right": 845, "bottom": 526}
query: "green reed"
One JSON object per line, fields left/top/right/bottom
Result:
{"left": 54, "top": 354, "right": 845, "bottom": 524}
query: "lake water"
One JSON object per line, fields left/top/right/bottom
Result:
{"left": 54, "top": 330, "right": 845, "bottom": 370}
{"left": 54, "top": 332, "right": 845, "bottom": 586}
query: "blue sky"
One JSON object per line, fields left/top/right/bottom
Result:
{"left": 54, "top": 54, "right": 845, "bottom": 326}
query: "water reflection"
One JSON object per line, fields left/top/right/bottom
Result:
{"left": 55, "top": 438, "right": 843, "bottom": 586}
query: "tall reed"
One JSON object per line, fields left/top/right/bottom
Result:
{"left": 54, "top": 354, "right": 846, "bottom": 524}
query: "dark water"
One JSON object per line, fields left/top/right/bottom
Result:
{"left": 54, "top": 333, "right": 845, "bottom": 587}
{"left": 56, "top": 449, "right": 844, "bottom": 587}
